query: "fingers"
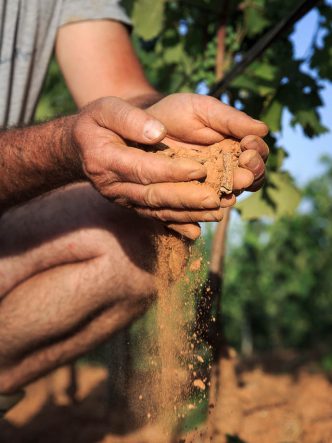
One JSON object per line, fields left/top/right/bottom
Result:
{"left": 234, "top": 149, "right": 266, "bottom": 192}
{"left": 147, "top": 93, "right": 269, "bottom": 144}
{"left": 135, "top": 207, "right": 224, "bottom": 223}
{"left": 238, "top": 150, "right": 265, "bottom": 179}
{"left": 111, "top": 144, "right": 207, "bottom": 185}
{"left": 166, "top": 223, "right": 202, "bottom": 240}
{"left": 196, "top": 96, "right": 269, "bottom": 139}
{"left": 106, "top": 182, "right": 220, "bottom": 210}
{"left": 220, "top": 193, "right": 236, "bottom": 207}
{"left": 233, "top": 167, "right": 255, "bottom": 191}
{"left": 240, "top": 135, "right": 269, "bottom": 161}
{"left": 89, "top": 143, "right": 207, "bottom": 185}
{"left": 89, "top": 96, "right": 167, "bottom": 144}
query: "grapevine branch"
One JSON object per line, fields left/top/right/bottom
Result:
{"left": 209, "top": 0, "right": 323, "bottom": 98}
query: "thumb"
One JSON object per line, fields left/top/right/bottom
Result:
{"left": 90, "top": 97, "right": 166, "bottom": 144}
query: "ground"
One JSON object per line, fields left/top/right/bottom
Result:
{"left": 1, "top": 353, "right": 332, "bottom": 443}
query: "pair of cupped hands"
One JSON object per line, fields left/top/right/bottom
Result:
{"left": 72, "top": 93, "right": 269, "bottom": 240}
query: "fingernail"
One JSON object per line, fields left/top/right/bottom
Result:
{"left": 253, "top": 119, "right": 265, "bottom": 125}
{"left": 252, "top": 119, "right": 269, "bottom": 135}
{"left": 144, "top": 120, "right": 165, "bottom": 141}
{"left": 202, "top": 194, "right": 220, "bottom": 209}
{"left": 244, "top": 154, "right": 261, "bottom": 171}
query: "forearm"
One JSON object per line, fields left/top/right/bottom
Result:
{"left": 56, "top": 20, "right": 164, "bottom": 110}
{"left": 0, "top": 116, "right": 82, "bottom": 214}
{"left": 0, "top": 299, "right": 147, "bottom": 394}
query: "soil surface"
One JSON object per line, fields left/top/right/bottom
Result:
{"left": 1, "top": 353, "right": 332, "bottom": 443}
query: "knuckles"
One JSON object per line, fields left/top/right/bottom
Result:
{"left": 115, "top": 103, "right": 134, "bottom": 131}
{"left": 103, "top": 182, "right": 126, "bottom": 202}
{"left": 82, "top": 155, "right": 108, "bottom": 178}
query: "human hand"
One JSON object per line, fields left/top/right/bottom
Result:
{"left": 71, "top": 97, "right": 225, "bottom": 227}
{"left": 146, "top": 93, "right": 269, "bottom": 238}
{"left": 147, "top": 93, "right": 269, "bottom": 190}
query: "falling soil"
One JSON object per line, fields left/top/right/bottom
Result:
{"left": 149, "top": 139, "right": 241, "bottom": 435}
{"left": 153, "top": 233, "right": 190, "bottom": 433}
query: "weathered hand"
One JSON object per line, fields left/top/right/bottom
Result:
{"left": 146, "top": 93, "right": 269, "bottom": 238}
{"left": 147, "top": 93, "right": 269, "bottom": 191}
{"left": 71, "top": 97, "right": 225, "bottom": 225}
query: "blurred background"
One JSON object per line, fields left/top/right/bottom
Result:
{"left": 2, "top": 1, "right": 332, "bottom": 442}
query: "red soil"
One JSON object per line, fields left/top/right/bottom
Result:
{"left": 1, "top": 355, "right": 331, "bottom": 443}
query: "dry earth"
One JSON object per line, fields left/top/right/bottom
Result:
{"left": 1, "top": 354, "right": 332, "bottom": 443}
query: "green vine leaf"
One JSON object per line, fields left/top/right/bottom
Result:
{"left": 236, "top": 172, "right": 301, "bottom": 221}
{"left": 132, "top": 0, "right": 165, "bottom": 40}
{"left": 244, "top": 5, "right": 270, "bottom": 37}
{"left": 261, "top": 99, "right": 283, "bottom": 132}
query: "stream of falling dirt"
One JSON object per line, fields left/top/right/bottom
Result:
{"left": 128, "top": 142, "right": 240, "bottom": 441}
{"left": 154, "top": 232, "right": 190, "bottom": 435}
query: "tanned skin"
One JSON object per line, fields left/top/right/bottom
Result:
{"left": 0, "top": 96, "right": 268, "bottom": 233}
{"left": 0, "top": 20, "right": 269, "bottom": 394}
{"left": 0, "top": 117, "right": 81, "bottom": 213}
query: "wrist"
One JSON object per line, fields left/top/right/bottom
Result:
{"left": 60, "top": 114, "right": 85, "bottom": 182}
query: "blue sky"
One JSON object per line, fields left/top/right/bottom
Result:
{"left": 280, "top": 5, "right": 332, "bottom": 185}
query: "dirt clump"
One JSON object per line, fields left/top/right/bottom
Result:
{"left": 193, "top": 379, "right": 206, "bottom": 391}
{"left": 155, "top": 138, "right": 241, "bottom": 196}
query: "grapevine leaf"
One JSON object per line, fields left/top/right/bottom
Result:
{"left": 261, "top": 99, "right": 283, "bottom": 132}
{"left": 162, "top": 43, "right": 185, "bottom": 64}
{"left": 290, "top": 109, "right": 328, "bottom": 138}
{"left": 245, "top": 7, "right": 270, "bottom": 37}
{"left": 236, "top": 172, "right": 301, "bottom": 221}
{"left": 132, "top": 0, "right": 165, "bottom": 40}
{"left": 310, "top": 32, "right": 332, "bottom": 81}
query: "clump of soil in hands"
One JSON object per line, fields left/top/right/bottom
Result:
{"left": 156, "top": 138, "right": 241, "bottom": 196}
{"left": 147, "top": 139, "right": 241, "bottom": 439}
